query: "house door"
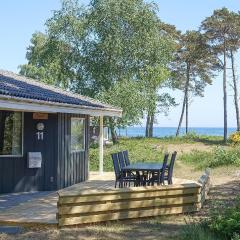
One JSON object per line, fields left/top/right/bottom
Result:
{"left": 32, "top": 113, "right": 57, "bottom": 191}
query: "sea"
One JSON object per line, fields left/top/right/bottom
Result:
{"left": 116, "top": 127, "right": 237, "bottom": 138}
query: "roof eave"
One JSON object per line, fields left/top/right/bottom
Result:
{"left": 0, "top": 95, "right": 122, "bottom": 117}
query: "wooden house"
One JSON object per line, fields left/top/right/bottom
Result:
{"left": 0, "top": 70, "right": 122, "bottom": 194}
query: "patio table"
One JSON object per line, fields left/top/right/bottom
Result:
{"left": 122, "top": 163, "right": 163, "bottom": 185}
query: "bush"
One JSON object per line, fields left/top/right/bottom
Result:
{"left": 229, "top": 132, "right": 240, "bottom": 145}
{"left": 180, "top": 150, "right": 213, "bottom": 169}
{"left": 180, "top": 220, "right": 218, "bottom": 240}
{"left": 209, "top": 197, "right": 240, "bottom": 239}
{"left": 180, "top": 197, "right": 240, "bottom": 240}
{"left": 210, "top": 147, "right": 240, "bottom": 167}
{"left": 180, "top": 146, "right": 240, "bottom": 169}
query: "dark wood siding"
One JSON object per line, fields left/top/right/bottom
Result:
{"left": 0, "top": 111, "right": 89, "bottom": 194}
{"left": 0, "top": 112, "right": 58, "bottom": 193}
{"left": 57, "top": 113, "right": 89, "bottom": 189}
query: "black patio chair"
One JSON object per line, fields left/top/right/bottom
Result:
{"left": 112, "top": 153, "right": 123, "bottom": 188}
{"left": 112, "top": 152, "right": 137, "bottom": 188}
{"left": 148, "top": 153, "right": 169, "bottom": 185}
{"left": 123, "top": 149, "right": 140, "bottom": 179}
{"left": 117, "top": 151, "right": 126, "bottom": 170}
{"left": 166, "top": 151, "right": 177, "bottom": 185}
{"left": 123, "top": 150, "right": 130, "bottom": 166}
{"left": 160, "top": 153, "right": 170, "bottom": 184}
{"left": 118, "top": 151, "right": 137, "bottom": 187}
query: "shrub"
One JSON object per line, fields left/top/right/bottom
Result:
{"left": 180, "top": 220, "right": 218, "bottom": 240}
{"left": 229, "top": 132, "right": 240, "bottom": 145}
{"left": 180, "top": 150, "right": 213, "bottom": 169}
{"left": 209, "top": 197, "right": 240, "bottom": 239}
{"left": 210, "top": 146, "right": 240, "bottom": 167}
{"left": 180, "top": 146, "right": 240, "bottom": 169}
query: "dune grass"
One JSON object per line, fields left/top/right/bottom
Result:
{"left": 89, "top": 135, "right": 225, "bottom": 171}
{"left": 180, "top": 146, "right": 240, "bottom": 170}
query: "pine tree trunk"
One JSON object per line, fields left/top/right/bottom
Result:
{"left": 230, "top": 50, "right": 240, "bottom": 131}
{"left": 176, "top": 64, "right": 190, "bottom": 136}
{"left": 185, "top": 64, "right": 190, "bottom": 134}
{"left": 176, "top": 93, "right": 186, "bottom": 136}
{"left": 223, "top": 40, "right": 228, "bottom": 142}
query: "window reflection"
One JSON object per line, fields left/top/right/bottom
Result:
{"left": 0, "top": 111, "right": 22, "bottom": 156}
{"left": 71, "top": 118, "right": 85, "bottom": 152}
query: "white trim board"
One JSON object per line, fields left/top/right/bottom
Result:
{"left": 0, "top": 98, "right": 122, "bottom": 117}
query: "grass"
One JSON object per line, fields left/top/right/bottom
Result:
{"left": 90, "top": 137, "right": 166, "bottom": 171}
{"left": 89, "top": 134, "right": 226, "bottom": 171}
{"left": 180, "top": 221, "right": 219, "bottom": 240}
{"left": 180, "top": 146, "right": 240, "bottom": 170}
{"left": 2, "top": 135, "right": 240, "bottom": 240}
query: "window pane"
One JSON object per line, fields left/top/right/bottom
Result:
{"left": 71, "top": 118, "right": 85, "bottom": 151}
{"left": 0, "top": 111, "right": 22, "bottom": 156}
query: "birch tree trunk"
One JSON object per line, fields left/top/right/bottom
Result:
{"left": 149, "top": 113, "right": 154, "bottom": 137}
{"left": 145, "top": 114, "right": 150, "bottom": 137}
{"left": 109, "top": 117, "right": 118, "bottom": 144}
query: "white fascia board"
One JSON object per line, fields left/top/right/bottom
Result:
{"left": 0, "top": 98, "right": 122, "bottom": 117}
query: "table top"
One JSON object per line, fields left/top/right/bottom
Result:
{"left": 122, "top": 162, "right": 163, "bottom": 171}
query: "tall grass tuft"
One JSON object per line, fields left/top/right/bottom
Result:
{"left": 180, "top": 146, "right": 240, "bottom": 169}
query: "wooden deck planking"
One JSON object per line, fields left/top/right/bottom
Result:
{"left": 57, "top": 172, "right": 204, "bottom": 227}
{"left": 0, "top": 172, "right": 207, "bottom": 227}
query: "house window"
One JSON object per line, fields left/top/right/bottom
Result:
{"left": 71, "top": 118, "right": 85, "bottom": 152}
{"left": 0, "top": 111, "right": 23, "bottom": 156}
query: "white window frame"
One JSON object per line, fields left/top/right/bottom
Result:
{"left": 70, "top": 117, "right": 85, "bottom": 152}
{"left": 0, "top": 111, "right": 24, "bottom": 157}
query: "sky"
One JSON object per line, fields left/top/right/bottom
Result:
{"left": 0, "top": 0, "right": 239, "bottom": 128}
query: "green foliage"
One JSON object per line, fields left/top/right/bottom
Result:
{"left": 20, "top": 0, "right": 175, "bottom": 133}
{"left": 89, "top": 135, "right": 226, "bottom": 171}
{"left": 180, "top": 197, "right": 240, "bottom": 240}
{"left": 209, "top": 197, "right": 240, "bottom": 239}
{"left": 89, "top": 137, "right": 165, "bottom": 171}
{"left": 229, "top": 132, "right": 240, "bottom": 145}
{"left": 180, "top": 221, "right": 218, "bottom": 240}
{"left": 170, "top": 30, "right": 216, "bottom": 94}
{"left": 20, "top": 32, "right": 75, "bottom": 88}
{"left": 180, "top": 146, "right": 240, "bottom": 169}
{"left": 201, "top": 7, "right": 240, "bottom": 56}
{"left": 98, "top": 79, "right": 145, "bottom": 128}
{"left": 180, "top": 150, "right": 213, "bottom": 169}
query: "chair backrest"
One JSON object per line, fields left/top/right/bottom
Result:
{"left": 123, "top": 150, "right": 130, "bottom": 166}
{"left": 111, "top": 153, "right": 121, "bottom": 179}
{"left": 168, "top": 151, "right": 177, "bottom": 183}
{"left": 117, "top": 151, "right": 126, "bottom": 169}
{"left": 160, "top": 153, "right": 169, "bottom": 183}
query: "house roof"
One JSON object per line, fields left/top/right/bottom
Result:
{"left": 0, "top": 70, "right": 122, "bottom": 117}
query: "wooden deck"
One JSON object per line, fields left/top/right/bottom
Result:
{"left": 0, "top": 172, "right": 210, "bottom": 227}
{"left": 57, "top": 172, "right": 210, "bottom": 227}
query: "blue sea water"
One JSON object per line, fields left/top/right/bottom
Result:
{"left": 116, "top": 127, "right": 237, "bottom": 138}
